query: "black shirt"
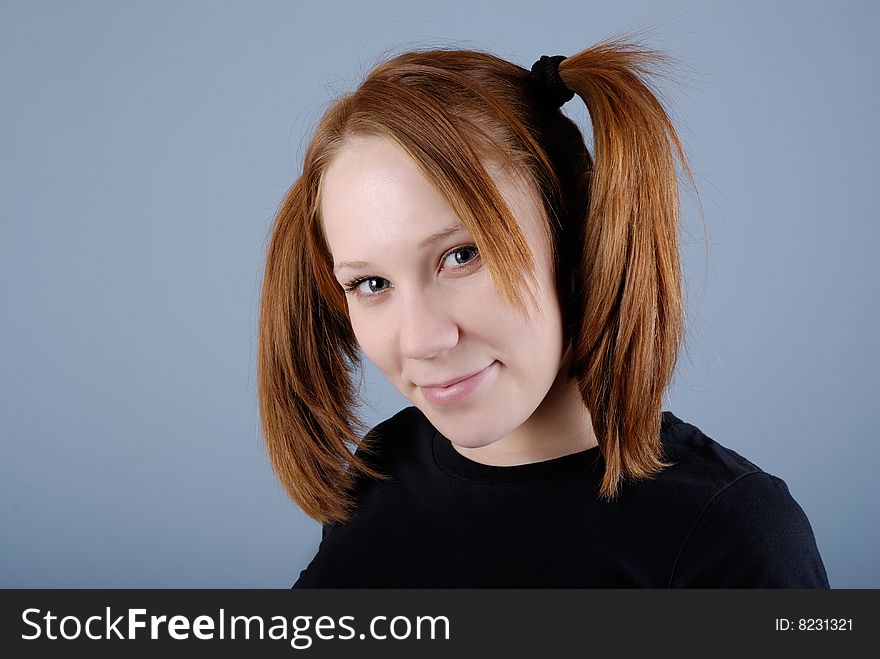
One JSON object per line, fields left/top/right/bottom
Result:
{"left": 293, "top": 407, "right": 829, "bottom": 588}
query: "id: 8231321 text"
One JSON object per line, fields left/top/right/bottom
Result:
{"left": 774, "top": 618, "right": 853, "bottom": 631}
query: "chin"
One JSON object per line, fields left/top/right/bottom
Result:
{"left": 418, "top": 404, "right": 512, "bottom": 449}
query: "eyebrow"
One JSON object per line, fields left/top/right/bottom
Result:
{"left": 332, "top": 223, "right": 468, "bottom": 275}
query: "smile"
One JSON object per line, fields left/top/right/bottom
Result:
{"left": 418, "top": 361, "right": 498, "bottom": 406}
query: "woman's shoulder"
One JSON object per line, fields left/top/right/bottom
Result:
{"left": 658, "top": 412, "right": 829, "bottom": 587}
{"left": 655, "top": 412, "right": 805, "bottom": 531}
{"left": 635, "top": 411, "right": 798, "bottom": 530}
{"left": 659, "top": 411, "right": 765, "bottom": 485}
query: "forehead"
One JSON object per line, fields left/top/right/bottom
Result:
{"left": 318, "top": 135, "right": 549, "bottom": 261}
{"left": 320, "top": 136, "right": 459, "bottom": 248}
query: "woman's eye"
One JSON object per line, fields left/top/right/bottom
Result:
{"left": 442, "top": 245, "right": 479, "bottom": 269}
{"left": 357, "top": 277, "right": 389, "bottom": 294}
{"left": 344, "top": 276, "right": 390, "bottom": 296}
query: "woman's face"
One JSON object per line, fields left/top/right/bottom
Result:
{"left": 320, "top": 135, "right": 566, "bottom": 449}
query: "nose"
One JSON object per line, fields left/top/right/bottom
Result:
{"left": 397, "top": 287, "right": 460, "bottom": 360}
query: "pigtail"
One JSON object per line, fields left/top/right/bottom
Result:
{"left": 556, "top": 39, "right": 692, "bottom": 500}
{"left": 257, "top": 176, "right": 389, "bottom": 525}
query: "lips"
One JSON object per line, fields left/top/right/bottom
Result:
{"left": 417, "top": 361, "right": 497, "bottom": 406}
{"left": 419, "top": 365, "right": 493, "bottom": 389}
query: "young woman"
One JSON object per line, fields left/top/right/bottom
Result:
{"left": 258, "top": 36, "right": 829, "bottom": 588}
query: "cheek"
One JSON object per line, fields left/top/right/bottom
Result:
{"left": 347, "top": 308, "right": 397, "bottom": 373}
{"left": 470, "top": 274, "right": 562, "bottom": 349}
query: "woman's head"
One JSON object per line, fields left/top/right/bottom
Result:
{"left": 259, "top": 36, "right": 694, "bottom": 524}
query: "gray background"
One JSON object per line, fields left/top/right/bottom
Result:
{"left": 1, "top": 0, "right": 877, "bottom": 588}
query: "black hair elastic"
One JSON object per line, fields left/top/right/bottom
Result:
{"left": 529, "top": 55, "right": 574, "bottom": 108}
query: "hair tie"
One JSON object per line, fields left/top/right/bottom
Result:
{"left": 529, "top": 55, "right": 574, "bottom": 108}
